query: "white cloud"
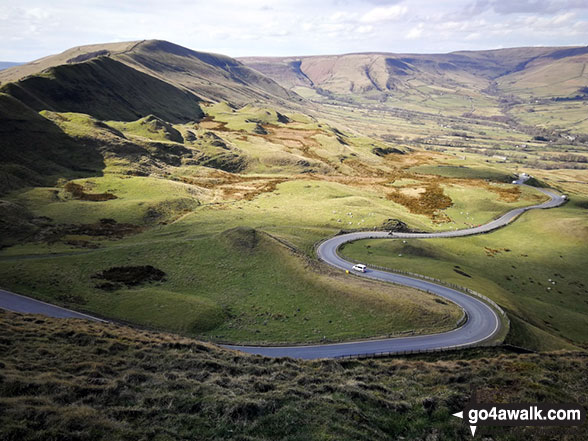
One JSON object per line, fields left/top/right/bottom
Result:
{"left": 553, "top": 12, "right": 576, "bottom": 25}
{"left": 406, "top": 23, "right": 424, "bottom": 39}
{"left": 465, "top": 32, "right": 481, "bottom": 40}
{"left": 329, "top": 11, "right": 357, "bottom": 23}
{"left": 24, "top": 8, "right": 51, "bottom": 20}
{"left": 0, "top": 0, "right": 587, "bottom": 61}
{"left": 356, "top": 25, "right": 374, "bottom": 34}
{"left": 360, "top": 5, "right": 408, "bottom": 23}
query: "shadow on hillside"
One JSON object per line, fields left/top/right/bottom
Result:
{"left": 0, "top": 93, "right": 106, "bottom": 195}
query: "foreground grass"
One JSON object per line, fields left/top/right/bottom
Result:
{"left": 340, "top": 197, "right": 588, "bottom": 351}
{"left": 1, "top": 311, "right": 586, "bottom": 441}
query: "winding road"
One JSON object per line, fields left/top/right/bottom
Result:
{"left": 0, "top": 178, "right": 565, "bottom": 359}
{"left": 224, "top": 179, "right": 565, "bottom": 358}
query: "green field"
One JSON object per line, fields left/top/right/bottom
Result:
{"left": 340, "top": 197, "right": 588, "bottom": 351}
{"left": 2, "top": 46, "right": 588, "bottom": 351}
{"left": 2, "top": 38, "right": 588, "bottom": 441}
{"left": 0, "top": 224, "right": 463, "bottom": 344}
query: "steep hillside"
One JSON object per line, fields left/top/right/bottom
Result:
{"left": 1, "top": 311, "right": 586, "bottom": 441}
{"left": 496, "top": 47, "right": 588, "bottom": 98}
{"left": 0, "top": 93, "right": 105, "bottom": 193}
{"left": 117, "top": 40, "right": 301, "bottom": 106}
{"left": 0, "top": 57, "right": 204, "bottom": 123}
{"left": 0, "top": 40, "right": 301, "bottom": 108}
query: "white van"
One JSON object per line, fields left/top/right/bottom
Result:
{"left": 352, "top": 264, "right": 367, "bottom": 273}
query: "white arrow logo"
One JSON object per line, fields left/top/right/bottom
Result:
{"left": 453, "top": 411, "right": 477, "bottom": 436}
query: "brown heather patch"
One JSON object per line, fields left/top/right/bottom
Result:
{"left": 386, "top": 183, "right": 453, "bottom": 219}
{"left": 390, "top": 151, "right": 447, "bottom": 169}
{"left": 182, "top": 120, "right": 523, "bottom": 217}
{"left": 256, "top": 124, "right": 330, "bottom": 165}
{"left": 198, "top": 116, "right": 233, "bottom": 132}
{"left": 402, "top": 172, "right": 523, "bottom": 204}
{"left": 342, "top": 158, "right": 391, "bottom": 178}
{"left": 179, "top": 171, "right": 287, "bottom": 201}
{"left": 484, "top": 247, "right": 512, "bottom": 257}
{"left": 64, "top": 182, "right": 117, "bottom": 202}
{"left": 176, "top": 163, "right": 523, "bottom": 221}
{"left": 489, "top": 185, "right": 521, "bottom": 202}
{"left": 92, "top": 265, "right": 167, "bottom": 291}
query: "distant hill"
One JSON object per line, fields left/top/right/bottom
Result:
{"left": 240, "top": 46, "right": 588, "bottom": 101}
{"left": 0, "top": 40, "right": 301, "bottom": 108}
{"left": 0, "top": 61, "right": 23, "bottom": 71}
{"left": 494, "top": 46, "right": 588, "bottom": 98}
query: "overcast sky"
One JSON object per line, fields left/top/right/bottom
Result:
{"left": 1, "top": 0, "right": 587, "bottom": 61}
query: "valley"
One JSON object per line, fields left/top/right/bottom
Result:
{"left": 1, "top": 41, "right": 587, "bottom": 349}
{"left": 0, "top": 36, "right": 587, "bottom": 440}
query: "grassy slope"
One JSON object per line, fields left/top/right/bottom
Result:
{"left": 0, "top": 57, "right": 204, "bottom": 123}
{"left": 240, "top": 47, "right": 582, "bottom": 118}
{"left": 496, "top": 51, "right": 588, "bottom": 99}
{"left": 1, "top": 53, "right": 585, "bottom": 348}
{"left": 116, "top": 40, "right": 298, "bottom": 107}
{"left": 1, "top": 311, "right": 587, "bottom": 441}
{"left": 0, "top": 93, "right": 105, "bottom": 194}
{"left": 7, "top": 175, "right": 202, "bottom": 225}
{"left": 0, "top": 39, "right": 300, "bottom": 109}
{"left": 340, "top": 198, "right": 588, "bottom": 351}
{"left": 0, "top": 225, "right": 461, "bottom": 344}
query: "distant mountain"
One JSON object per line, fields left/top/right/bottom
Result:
{"left": 0, "top": 62, "right": 23, "bottom": 71}
{"left": 240, "top": 46, "right": 588, "bottom": 101}
{"left": 0, "top": 40, "right": 301, "bottom": 108}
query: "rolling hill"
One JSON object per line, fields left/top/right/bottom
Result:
{"left": 0, "top": 40, "right": 306, "bottom": 194}
{"left": 240, "top": 46, "right": 588, "bottom": 122}
{"left": 240, "top": 46, "right": 588, "bottom": 97}
{"left": 0, "top": 39, "right": 587, "bottom": 354}
{"left": 0, "top": 40, "right": 301, "bottom": 108}
{"left": 0, "top": 33, "right": 587, "bottom": 441}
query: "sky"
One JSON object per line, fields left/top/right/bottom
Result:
{"left": 1, "top": 0, "right": 587, "bottom": 61}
